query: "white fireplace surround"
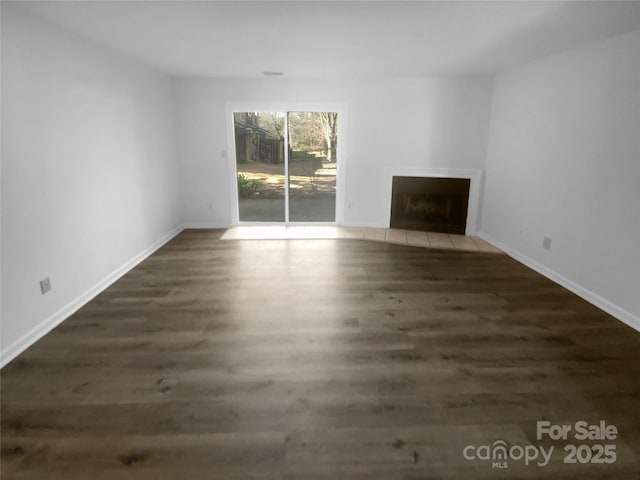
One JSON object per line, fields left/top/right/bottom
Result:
{"left": 382, "top": 167, "right": 484, "bottom": 235}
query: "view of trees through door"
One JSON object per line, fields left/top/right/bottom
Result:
{"left": 234, "top": 111, "right": 337, "bottom": 222}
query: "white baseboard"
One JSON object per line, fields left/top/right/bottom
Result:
{"left": 339, "top": 222, "right": 387, "bottom": 229}
{"left": 0, "top": 225, "right": 185, "bottom": 368}
{"left": 183, "top": 222, "right": 231, "bottom": 229}
{"left": 356, "top": 222, "right": 388, "bottom": 228}
{"left": 478, "top": 232, "right": 640, "bottom": 333}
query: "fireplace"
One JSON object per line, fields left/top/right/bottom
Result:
{"left": 390, "top": 176, "right": 470, "bottom": 234}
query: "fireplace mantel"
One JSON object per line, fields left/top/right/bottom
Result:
{"left": 383, "top": 167, "right": 483, "bottom": 235}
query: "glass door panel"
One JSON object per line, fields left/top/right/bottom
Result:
{"left": 234, "top": 112, "right": 285, "bottom": 221}
{"left": 287, "top": 112, "right": 337, "bottom": 222}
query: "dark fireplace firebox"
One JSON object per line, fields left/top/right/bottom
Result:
{"left": 390, "top": 176, "right": 470, "bottom": 234}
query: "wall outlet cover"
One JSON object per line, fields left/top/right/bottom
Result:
{"left": 40, "top": 277, "right": 51, "bottom": 294}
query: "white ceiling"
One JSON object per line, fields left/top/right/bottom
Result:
{"left": 7, "top": 1, "right": 640, "bottom": 79}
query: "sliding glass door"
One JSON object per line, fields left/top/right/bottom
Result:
{"left": 234, "top": 111, "right": 337, "bottom": 223}
{"left": 233, "top": 112, "right": 285, "bottom": 221}
{"left": 287, "top": 112, "right": 337, "bottom": 222}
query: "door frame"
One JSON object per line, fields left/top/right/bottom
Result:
{"left": 226, "top": 102, "right": 348, "bottom": 225}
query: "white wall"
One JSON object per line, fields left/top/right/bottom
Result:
{"left": 481, "top": 30, "right": 640, "bottom": 326}
{"left": 1, "top": 8, "right": 183, "bottom": 364}
{"left": 175, "top": 76, "right": 494, "bottom": 227}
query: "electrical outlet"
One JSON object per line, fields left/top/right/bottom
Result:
{"left": 40, "top": 277, "right": 51, "bottom": 295}
{"left": 543, "top": 237, "right": 552, "bottom": 250}
{"left": 523, "top": 224, "right": 529, "bottom": 235}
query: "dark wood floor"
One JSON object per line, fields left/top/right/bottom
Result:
{"left": 2, "top": 229, "right": 639, "bottom": 479}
